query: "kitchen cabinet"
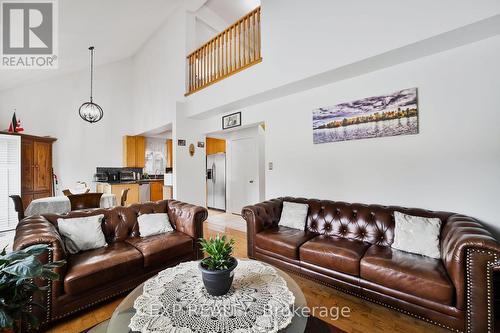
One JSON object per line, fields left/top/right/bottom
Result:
{"left": 206, "top": 137, "right": 226, "bottom": 155}
{"left": 166, "top": 139, "right": 173, "bottom": 168}
{"left": 112, "top": 183, "right": 139, "bottom": 205}
{"left": 150, "top": 181, "right": 163, "bottom": 201}
{"left": 18, "top": 134, "right": 56, "bottom": 207}
{"left": 123, "top": 136, "right": 145, "bottom": 168}
{"left": 97, "top": 182, "right": 139, "bottom": 206}
{"left": 95, "top": 183, "right": 111, "bottom": 194}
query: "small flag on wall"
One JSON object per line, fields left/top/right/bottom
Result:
{"left": 7, "top": 112, "right": 17, "bottom": 132}
{"left": 7, "top": 112, "right": 24, "bottom": 133}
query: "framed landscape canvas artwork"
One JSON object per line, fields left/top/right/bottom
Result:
{"left": 312, "top": 88, "right": 419, "bottom": 144}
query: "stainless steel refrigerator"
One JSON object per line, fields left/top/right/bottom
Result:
{"left": 206, "top": 153, "right": 226, "bottom": 210}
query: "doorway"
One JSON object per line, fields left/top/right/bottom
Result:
{"left": 206, "top": 137, "right": 226, "bottom": 211}
{"left": 230, "top": 137, "right": 259, "bottom": 214}
{"left": 205, "top": 123, "right": 265, "bottom": 215}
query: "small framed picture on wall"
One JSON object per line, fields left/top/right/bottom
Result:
{"left": 222, "top": 112, "right": 242, "bottom": 130}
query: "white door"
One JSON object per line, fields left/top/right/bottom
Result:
{"left": 230, "top": 137, "right": 259, "bottom": 214}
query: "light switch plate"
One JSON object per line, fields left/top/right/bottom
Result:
{"left": 268, "top": 162, "right": 273, "bottom": 170}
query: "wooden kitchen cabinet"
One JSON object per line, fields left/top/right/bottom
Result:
{"left": 95, "top": 183, "right": 111, "bottom": 194}
{"left": 206, "top": 137, "right": 226, "bottom": 155}
{"left": 150, "top": 181, "right": 163, "bottom": 201}
{"left": 17, "top": 134, "right": 57, "bottom": 207}
{"left": 123, "top": 135, "right": 145, "bottom": 168}
{"left": 166, "top": 139, "right": 173, "bottom": 168}
{"left": 112, "top": 183, "right": 139, "bottom": 206}
{"left": 97, "top": 182, "right": 139, "bottom": 206}
{"left": 135, "top": 136, "right": 145, "bottom": 168}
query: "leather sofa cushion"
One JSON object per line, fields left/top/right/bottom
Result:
{"left": 255, "top": 226, "right": 317, "bottom": 259}
{"left": 126, "top": 231, "right": 193, "bottom": 268}
{"left": 300, "top": 235, "right": 370, "bottom": 276}
{"left": 64, "top": 242, "right": 143, "bottom": 295}
{"left": 360, "top": 245, "right": 454, "bottom": 305}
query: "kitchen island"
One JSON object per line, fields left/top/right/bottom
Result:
{"left": 96, "top": 179, "right": 164, "bottom": 205}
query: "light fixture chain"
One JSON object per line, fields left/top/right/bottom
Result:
{"left": 79, "top": 45, "right": 103, "bottom": 124}
{"left": 89, "top": 46, "right": 94, "bottom": 102}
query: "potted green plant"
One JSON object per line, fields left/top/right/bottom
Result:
{"left": 198, "top": 235, "right": 237, "bottom": 296}
{"left": 0, "top": 244, "right": 65, "bottom": 332}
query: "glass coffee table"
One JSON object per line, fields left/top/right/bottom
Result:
{"left": 89, "top": 260, "right": 308, "bottom": 333}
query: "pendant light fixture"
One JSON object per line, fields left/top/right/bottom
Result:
{"left": 79, "top": 46, "right": 103, "bottom": 123}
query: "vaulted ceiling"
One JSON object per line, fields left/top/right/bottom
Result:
{"left": 0, "top": 0, "right": 260, "bottom": 92}
{"left": 0, "top": 0, "right": 181, "bottom": 91}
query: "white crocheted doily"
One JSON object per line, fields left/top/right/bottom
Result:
{"left": 129, "top": 260, "right": 295, "bottom": 333}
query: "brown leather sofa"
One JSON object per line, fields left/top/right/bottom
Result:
{"left": 13, "top": 200, "right": 207, "bottom": 326}
{"left": 242, "top": 197, "right": 500, "bottom": 333}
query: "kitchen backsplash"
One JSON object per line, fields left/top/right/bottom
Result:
{"left": 96, "top": 167, "right": 143, "bottom": 175}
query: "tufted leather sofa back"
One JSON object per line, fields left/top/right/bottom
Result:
{"left": 43, "top": 200, "right": 169, "bottom": 243}
{"left": 281, "top": 197, "right": 453, "bottom": 246}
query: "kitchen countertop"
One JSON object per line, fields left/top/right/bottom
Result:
{"left": 97, "top": 179, "right": 164, "bottom": 185}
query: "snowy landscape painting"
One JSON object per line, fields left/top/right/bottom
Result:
{"left": 312, "top": 88, "right": 419, "bottom": 144}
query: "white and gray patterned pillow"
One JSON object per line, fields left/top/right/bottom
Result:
{"left": 279, "top": 201, "right": 309, "bottom": 230}
{"left": 391, "top": 211, "right": 442, "bottom": 259}
{"left": 138, "top": 213, "right": 173, "bottom": 237}
{"left": 57, "top": 214, "right": 107, "bottom": 254}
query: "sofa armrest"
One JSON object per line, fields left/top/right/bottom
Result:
{"left": 167, "top": 200, "right": 208, "bottom": 259}
{"left": 441, "top": 214, "right": 500, "bottom": 332}
{"left": 13, "top": 215, "right": 66, "bottom": 260}
{"left": 241, "top": 198, "right": 283, "bottom": 258}
{"left": 13, "top": 215, "right": 67, "bottom": 324}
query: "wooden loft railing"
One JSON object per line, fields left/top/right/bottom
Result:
{"left": 185, "top": 6, "right": 262, "bottom": 95}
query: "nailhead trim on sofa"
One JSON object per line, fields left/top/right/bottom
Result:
{"left": 465, "top": 248, "right": 498, "bottom": 333}
{"left": 262, "top": 248, "right": 499, "bottom": 333}
{"left": 254, "top": 254, "right": 464, "bottom": 333}
{"left": 51, "top": 286, "right": 137, "bottom": 320}
{"left": 44, "top": 247, "right": 53, "bottom": 324}
{"left": 45, "top": 254, "right": 196, "bottom": 322}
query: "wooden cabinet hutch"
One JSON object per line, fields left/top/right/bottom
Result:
{"left": 10, "top": 133, "right": 56, "bottom": 208}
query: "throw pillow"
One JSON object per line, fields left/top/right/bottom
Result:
{"left": 392, "top": 211, "right": 442, "bottom": 259}
{"left": 138, "top": 213, "right": 174, "bottom": 237}
{"left": 279, "top": 201, "right": 309, "bottom": 230}
{"left": 57, "top": 214, "right": 107, "bottom": 254}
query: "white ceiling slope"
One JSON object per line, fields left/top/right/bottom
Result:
{"left": 0, "top": 0, "right": 259, "bottom": 92}
{"left": 0, "top": 0, "right": 182, "bottom": 92}
{"left": 205, "top": 0, "right": 259, "bottom": 24}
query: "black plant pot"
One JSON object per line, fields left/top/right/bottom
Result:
{"left": 199, "top": 257, "right": 238, "bottom": 296}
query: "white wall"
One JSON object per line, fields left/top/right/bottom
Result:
{"left": 0, "top": 59, "right": 134, "bottom": 193}
{"left": 192, "top": 5, "right": 230, "bottom": 50}
{"left": 172, "top": 103, "right": 206, "bottom": 207}
{"left": 195, "top": 18, "right": 218, "bottom": 49}
{"left": 195, "top": 35, "right": 500, "bottom": 235}
{"left": 131, "top": 7, "right": 187, "bottom": 134}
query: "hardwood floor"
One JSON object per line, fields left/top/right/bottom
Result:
{"left": 45, "top": 210, "right": 448, "bottom": 333}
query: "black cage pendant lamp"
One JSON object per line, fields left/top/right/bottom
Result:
{"left": 79, "top": 46, "right": 103, "bottom": 123}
